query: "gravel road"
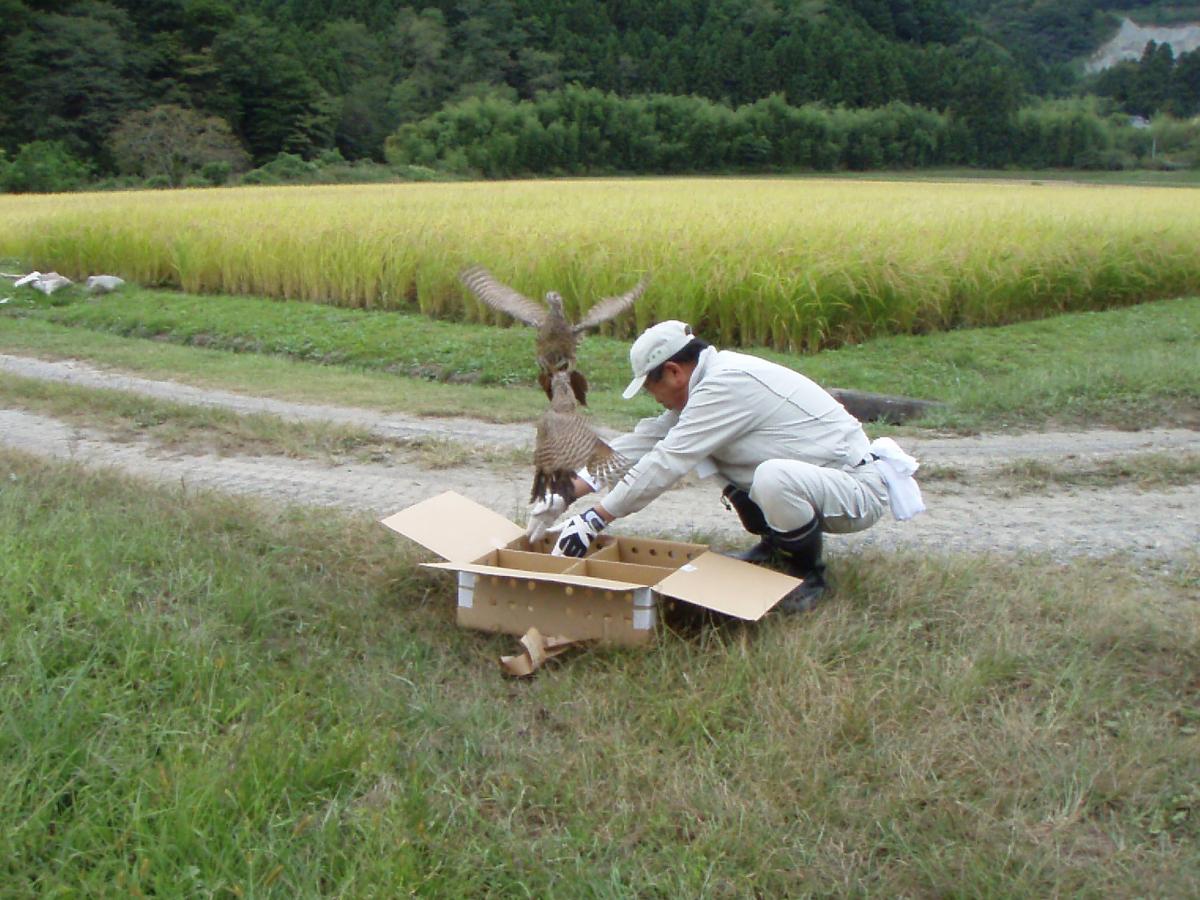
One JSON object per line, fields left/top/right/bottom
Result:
{"left": 2, "top": 353, "right": 1197, "bottom": 563}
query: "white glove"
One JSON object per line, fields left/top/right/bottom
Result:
{"left": 526, "top": 493, "right": 568, "bottom": 543}
{"left": 550, "top": 508, "right": 607, "bottom": 558}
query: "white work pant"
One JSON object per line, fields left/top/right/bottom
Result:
{"left": 748, "top": 459, "right": 889, "bottom": 535}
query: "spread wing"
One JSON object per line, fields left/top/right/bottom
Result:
{"left": 573, "top": 275, "right": 650, "bottom": 333}
{"left": 586, "top": 442, "right": 633, "bottom": 489}
{"left": 459, "top": 266, "right": 546, "bottom": 327}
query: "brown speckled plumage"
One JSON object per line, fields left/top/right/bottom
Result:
{"left": 532, "top": 371, "right": 631, "bottom": 502}
{"left": 459, "top": 265, "right": 648, "bottom": 406}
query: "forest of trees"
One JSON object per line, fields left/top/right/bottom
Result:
{"left": 0, "top": 0, "right": 1198, "bottom": 191}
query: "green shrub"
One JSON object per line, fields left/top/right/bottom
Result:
{"left": 316, "top": 147, "right": 346, "bottom": 166}
{"left": 239, "top": 168, "right": 276, "bottom": 185}
{"left": 1, "top": 141, "right": 92, "bottom": 193}
{"left": 385, "top": 86, "right": 957, "bottom": 177}
{"left": 199, "top": 161, "right": 233, "bottom": 186}
{"left": 1013, "top": 101, "right": 1113, "bottom": 168}
{"left": 313, "top": 159, "right": 399, "bottom": 183}
{"left": 91, "top": 175, "right": 150, "bottom": 191}
{"left": 1074, "top": 148, "right": 1133, "bottom": 170}
{"left": 110, "top": 105, "right": 248, "bottom": 187}
{"left": 393, "top": 163, "right": 442, "bottom": 181}
{"left": 241, "top": 152, "right": 319, "bottom": 185}
{"left": 260, "top": 152, "right": 318, "bottom": 180}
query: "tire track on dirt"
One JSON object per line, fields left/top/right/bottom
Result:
{"left": 4, "top": 353, "right": 1198, "bottom": 469}
{"left": 2, "top": 404, "right": 1197, "bottom": 563}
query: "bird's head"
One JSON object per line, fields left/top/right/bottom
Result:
{"left": 544, "top": 291, "right": 565, "bottom": 315}
{"left": 548, "top": 369, "right": 576, "bottom": 408}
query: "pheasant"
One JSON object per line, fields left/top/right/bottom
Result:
{"left": 459, "top": 265, "right": 648, "bottom": 405}
{"left": 532, "top": 370, "right": 631, "bottom": 503}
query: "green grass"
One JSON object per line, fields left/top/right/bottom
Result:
{"left": 804, "top": 295, "right": 1200, "bottom": 431}
{"left": 992, "top": 453, "right": 1200, "bottom": 493}
{"left": 2, "top": 449, "right": 1197, "bottom": 895}
{"left": 920, "top": 452, "right": 1200, "bottom": 496}
{"left": 0, "top": 373, "right": 395, "bottom": 460}
{"left": 2, "top": 286, "right": 1198, "bottom": 431}
{"left": 2, "top": 284, "right": 627, "bottom": 388}
{"left": 0, "top": 313, "right": 580, "bottom": 424}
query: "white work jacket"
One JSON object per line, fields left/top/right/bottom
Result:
{"left": 603, "top": 347, "right": 872, "bottom": 519}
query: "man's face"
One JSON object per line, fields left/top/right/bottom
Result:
{"left": 645, "top": 362, "right": 690, "bottom": 411}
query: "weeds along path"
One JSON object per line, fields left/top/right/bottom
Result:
{"left": 1, "top": 353, "right": 1198, "bottom": 563}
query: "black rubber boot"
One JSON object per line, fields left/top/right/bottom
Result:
{"left": 721, "top": 485, "right": 775, "bottom": 563}
{"left": 772, "top": 518, "right": 827, "bottom": 613}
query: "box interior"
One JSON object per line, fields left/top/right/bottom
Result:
{"left": 500, "top": 533, "right": 708, "bottom": 584}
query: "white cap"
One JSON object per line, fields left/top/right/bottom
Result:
{"left": 621, "top": 320, "right": 695, "bottom": 399}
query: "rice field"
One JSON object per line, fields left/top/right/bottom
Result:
{"left": 2, "top": 178, "right": 1198, "bottom": 350}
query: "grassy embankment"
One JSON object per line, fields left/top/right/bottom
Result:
{"left": 3, "top": 178, "right": 1200, "bottom": 351}
{"left": 1, "top": 285, "right": 1197, "bottom": 432}
{"left": 1, "top": 448, "right": 1197, "bottom": 896}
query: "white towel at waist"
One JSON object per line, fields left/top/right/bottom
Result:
{"left": 869, "top": 437, "right": 926, "bottom": 521}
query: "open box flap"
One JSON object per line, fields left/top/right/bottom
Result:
{"left": 424, "top": 561, "right": 640, "bottom": 592}
{"left": 380, "top": 491, "right": 525, "bottom": 564}
{"left": 653, "top": 550, "right": 801, "bottom": 620}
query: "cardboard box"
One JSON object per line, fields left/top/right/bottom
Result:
{"left": 381, "top": 491, "right": 803, "bottom": 646}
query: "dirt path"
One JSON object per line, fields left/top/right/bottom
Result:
{"left": 0, "top": 353, "right": 535, "bottom": 450}
{"left": 1, "top": 353, "right": 1197, "bottom": 563}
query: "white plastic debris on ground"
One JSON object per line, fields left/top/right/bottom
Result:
{"left": 3, "top": 271, "right": 127, "bottom": 296}
{"left": 86, "top": 275, "right": 125, "bottom": 294}
{"left": 11, "top": 271, "right": 73, "bottom": 295}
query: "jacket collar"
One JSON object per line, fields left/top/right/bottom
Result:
{"left": 687, "top": 345, "right": 719, "bottom": 395}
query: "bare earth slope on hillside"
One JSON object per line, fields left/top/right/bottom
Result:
{"left": 1086, "top": 16, "right": 1200, "bottom": 72}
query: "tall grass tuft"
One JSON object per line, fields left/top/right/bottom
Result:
{"left": 2, "top": 179, "right": 1199, "bottom": 349}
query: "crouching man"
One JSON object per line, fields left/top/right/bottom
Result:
{"left": 531, "top": 320, "right": 923, "bottom": 613}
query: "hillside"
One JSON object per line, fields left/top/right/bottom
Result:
{"left": 0, "top": 0, "right": 1198, "bottom": 188}
{"left": 0, "top": 0, "right": 977, "bottom": 169}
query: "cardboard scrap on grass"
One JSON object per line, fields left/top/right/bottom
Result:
{"left": 499, "top": 628, "right": 578, "bottom": 676}
{"left": 381, "top": 491, "right": 804, "bottom": 671}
